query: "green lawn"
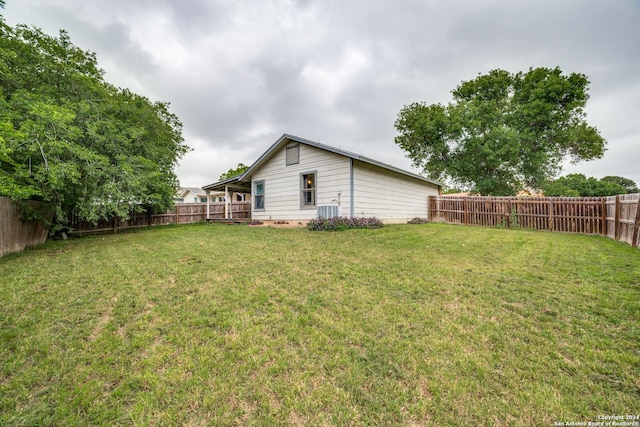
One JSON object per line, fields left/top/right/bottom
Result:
{"left": 1, "top": 223, "right": 638, "bottom": 426}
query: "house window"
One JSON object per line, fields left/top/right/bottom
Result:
{"left": 193, "top": 197, "right": 198, "bottom": 203}
{"left": 200, "top": 197, "right": 207, "bottom": 203}
{"left": 286, "top": 144, "right": 300, "bottom": 166}
{"left": 301, "top": 172, "right": 316, "bottom": 208}
{"left": 236, "top": 193, "right": 245, "bottom": 202}
{"left": 254, "top": 180, "right": 265, "bottom": 210}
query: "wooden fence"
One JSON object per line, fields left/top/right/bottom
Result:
{"left": 69, "top": 202, "right": 251, "bottom": 235}
{"left": 428, "top": 194, "right": 640, "bottom": 247}
{"left": 0, "top": 196, "right": 53, "bottom": 257}
{"left": 605, "top": 194, "right": 640, "bottom": 247}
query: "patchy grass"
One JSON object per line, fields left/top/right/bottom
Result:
{"left": 1, "top": 223, "right": 638, "bottom": 426}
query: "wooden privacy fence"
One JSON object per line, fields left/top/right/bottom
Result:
{"left": 605, "top": 193, "right": 640, "bottom": 247}
{"left": 428, "top": 194, "right": 640, "bottom": 247}
{"left": 69, "top": 202, "right": 251, "bottom": 235}
{"left": 0, "top": 196, "right": 53, "bottom": 257}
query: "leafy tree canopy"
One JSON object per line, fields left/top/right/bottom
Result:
{"left": 600, "top": 176, "right": 639, "bottom": 194}
{"left": 542, "top": 174, "right": 638, "bottom": 197}
{"left": 394, "top": 67, "right": 606, "bottom": 195}
{"left": 0, "top": 19, "right": 189, "bottom": 229}
{"left": 219, "top": 163, "right": 249, "bottom": 181}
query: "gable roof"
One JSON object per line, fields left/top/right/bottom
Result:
{"left": 203, "top": 133, "right": 442, "bottom": 191}
{"left": 178, "top": 187, "right": 206, "bottom": 197}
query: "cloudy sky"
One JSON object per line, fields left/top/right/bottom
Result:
{"left": 3, "top": 0, "right": 639, "bottom": 188}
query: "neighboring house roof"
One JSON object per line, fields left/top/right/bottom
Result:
{"left": 203, "top": 133, "right": 441, "bottom": 191}
{"left": 441, "top": 192, "right": 471, "bottom": 197}
{"left": 177, "top": 187, "right": 207, "bottom": 198}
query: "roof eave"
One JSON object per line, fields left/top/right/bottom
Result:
{"left": 202, "top": 175, "right": 251, "bottom": 192}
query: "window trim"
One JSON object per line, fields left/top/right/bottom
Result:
{"left": 300, "top": 171, "right": 317, "bottom": 209}
{"left": 254, "top": 180, "right": 265, "bottom": 211}
{"left": 286, "top": 144, "right": 300, "bottom": 166}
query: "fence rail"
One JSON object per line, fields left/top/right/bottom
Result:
{"left": 429, "top": 194, "right": 640, "bottom": 248}
{"left": 69, "top": 202, "right": 251, "bottom": 235}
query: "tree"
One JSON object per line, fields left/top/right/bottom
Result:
{"left": 541, "top": 174, "right": 635, "bottom": 197}
{"left": 394, "top": 67, "right": 606, "bottom": 195}
{"left": 600, "top": 176, "right": 639, "bottom": 194}
{"left": 0, "top": 21, "right": 189, "bottom": 230}
{"left": 219, "top": 163, "right": 249, "bottom": 181}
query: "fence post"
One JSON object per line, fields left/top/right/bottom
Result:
{"left": 463, "top": 197, "right": 468, "bottom": 225}
{"left": 601, "top": 198, "right": 607, "bottom": 236}
{"left": 175, "top": 205, "right": 180, "bottom": 225}
{"left": 548, "top": 199, "right": 554, "bottom": 232}
{"left": 631, "top": 196, "right": 640, "bottom": 248}
{"left": 507, "top": 199, "right": 512, "bottom": 228}
{"left": 614, "top": 195, "right": 621, "bottom": 241}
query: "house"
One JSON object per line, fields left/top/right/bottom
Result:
{"left": 176, "top": 187, "right": 249, "bottom": 204}
{"left": 202, "top": 134, "right": 442, "bottom": 224}
{"left": 175, "top": 187, "right": 211, "bottom": 203}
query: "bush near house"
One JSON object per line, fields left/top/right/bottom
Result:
{"left": 306, "top": 216, "right": 384, "bottom": 231}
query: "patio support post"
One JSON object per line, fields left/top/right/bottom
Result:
{"left": 206, "top": 190, "right": 210, "bottom": 220}
{"left": 225, "top": 185, "right": 229, "bottom": 219}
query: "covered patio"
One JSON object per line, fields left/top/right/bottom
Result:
{"left": 202, "top": 176, "right": 252, "bottom": 222}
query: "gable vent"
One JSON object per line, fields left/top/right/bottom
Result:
{"left": 286, "top": 144, "right": 300, "bottom": 165}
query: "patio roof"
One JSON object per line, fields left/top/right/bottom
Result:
{"left": 202, "top": 175, "right": 251, "bottom": 193}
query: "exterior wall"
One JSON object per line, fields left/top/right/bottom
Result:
{"left": 251, "top": 144, "right": 351, "bottom": 221}
{"left": 352, "top": 160, "right": 439, "bottom": 223}
{"left": 177, "top": 189, "right": 209, "bottom": 203}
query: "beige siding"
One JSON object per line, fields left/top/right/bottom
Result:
{"left": 251, "top": 144, "right": 351, "bottom": 221}
{"left": 352, "top": 160, "right": 438, "bottom": 223}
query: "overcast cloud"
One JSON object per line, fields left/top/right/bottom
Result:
{"left": 3, "top": 0, "right": 639, "bottom": 188}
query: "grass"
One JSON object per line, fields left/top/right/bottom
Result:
{"left": 1, "top": 223, "right": 638, "bottom": 426}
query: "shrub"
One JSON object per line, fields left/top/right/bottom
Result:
{"left": 408, "top": 217, "right": 429, "bottom": 224}
{"left": 307, "top": 216, "right": 384, "bottom": 231}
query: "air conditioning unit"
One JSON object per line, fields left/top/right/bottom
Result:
{"left": 317, "top": 205, "right": 342, "bottom": 219}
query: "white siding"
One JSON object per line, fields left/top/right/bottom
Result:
{"left": 251, "top": 144, "right": 351, "bottom": 221}
{"left": 352, "top": 160, "right": 439, "bottom": 223}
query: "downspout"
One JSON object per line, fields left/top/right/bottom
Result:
{"left": 350, "top": 158, "right": 355, "bottom": 217}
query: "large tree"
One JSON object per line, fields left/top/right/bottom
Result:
{"left": 394, "top": 67, "right": 606, "bottom": 195}
{"left": 0, "top": 20, "right": 189, "bottom": 229}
